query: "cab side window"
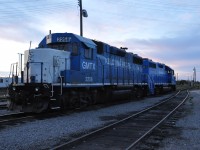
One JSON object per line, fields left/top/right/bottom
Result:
{"left": 72, "top": 43, "right": 78, "bottom": 55}
{"left": 85, "top": 48, "right": 93, "bottom": 59}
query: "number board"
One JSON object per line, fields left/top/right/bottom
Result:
{"left": 57, "top": 37, "right": 71, "bottom": 42}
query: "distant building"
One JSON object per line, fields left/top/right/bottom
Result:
{"left": 0, "top": 77, "right": 12, "bottom": 88}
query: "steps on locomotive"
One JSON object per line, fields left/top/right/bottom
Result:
{"left": 49, "top": 98, "right": 61, "bottom": 110}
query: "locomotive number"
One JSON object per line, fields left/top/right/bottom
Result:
{"left": 57, "top": 37, "right": 71, "bottom": 42}
{"left": 85, "top": 77, "right": 93, "bottom": 82}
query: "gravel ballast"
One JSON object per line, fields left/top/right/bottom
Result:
{"left": 158, "top": 90, "right": 200, "bottom": 150}
{"left": 0, "top": 94, "right": 173, "bottom": 150}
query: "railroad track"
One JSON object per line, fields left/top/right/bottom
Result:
{"left": 0, "top": 91, "right": 7, "bottom": 100}
{"left": 0, "top": 112, "right": 35, "bottom": 125}
{"left": 52, "top": 90, "right": 189, "bottom": 150}
{"left": 0, "top": 103, "right": 7, "bottom": 109}
{"left": 0, "top": 109, "right": 69, "bottom": 126}
{"left": 0, "top": 96, "right": 9, "bottom": 109}
{"left": 0, "top": 97, "right": 7, "bottom": 101}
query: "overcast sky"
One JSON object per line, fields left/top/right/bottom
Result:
{"left": 0, "top": 0, "right": 200, "bottom": 81}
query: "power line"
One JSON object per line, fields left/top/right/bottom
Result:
{"left": 0, "top": 1, "right": 77, "bottom": 20}
{"left": 0, "top": 0, "right": 200, "bottom": 29}
{"left": 98, "top": 0, "right": 200, "bottom": 14}
{"left": 102, "top": 0, "right": 200, "bottom": 10}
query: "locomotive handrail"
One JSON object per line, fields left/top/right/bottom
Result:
{"left": 9, "top": 63, "right": 19, "bottom": 84}
{"left": 147, "top": 74, "right": 155, "bottom": 94}
{"left": 51, "top": 84, "right": 54, "bottom": 97}
{"left": 59, "top": 75, "right": 63, "bottom": 95}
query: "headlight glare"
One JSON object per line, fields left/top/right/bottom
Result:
{"left": 35, "top": 87, "right": 39, "bottom": 92}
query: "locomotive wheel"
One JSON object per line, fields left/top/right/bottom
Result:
{"left": 142, "top": 87, "right": 148, "bottom": 97}
{"left": 83, "top": 93, "right": 93, "bottom": 105}
{"left": 79, "top": 93, "right": 93, "bottom": 108}
{"left": 129, "top": 88, "right": 137, "bottom": 100}
{"left": 136, "top": 88, "right": 143, "bottom": 98}
{"left": 33, "top": 97, "right": 49, "bottom": 113}
{"left": 91, "top": 90, "right": 97, "bottom": 105}
{"left": 59, "top": 95, "right": 67, "bottom": 111}
{"left": 154, "top": 87, "right": 160, "bottom": 95}
{"left": 159, "top": 87, "right": 163, "bottom": 94}
{"left": 69, "top": 92, "right": 94, "bottom": 109}
{"left": 69, "top": 95, "right": 80, "bottom": 109}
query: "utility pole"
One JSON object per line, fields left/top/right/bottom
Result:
{"left": 78, "top": 0, "right": 88, "bottom": 36}
{"left": 177, "top": 73, "right": 178, "bottom": 81}
{"left": 193, "top": 67, "right": 196, "bottom": 82}
{"left": 78, "top": 0, "right": 83, "bottom": 36}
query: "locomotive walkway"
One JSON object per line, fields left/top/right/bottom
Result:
{"left": 52, "top": 90, "right": 189, "bottom": 150}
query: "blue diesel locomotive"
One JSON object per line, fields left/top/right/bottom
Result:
{"left": 8, "top": 32, "right": 176, "bottom": 112}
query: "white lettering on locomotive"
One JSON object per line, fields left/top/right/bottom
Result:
{"left": 82, "top": 61, "right": 95, "bottom": 70}
{"left": 85, "top": 77, "right": 93, "bottom": 82}
{"left": 105, "top": 57, "right": 131, "bottom": 69}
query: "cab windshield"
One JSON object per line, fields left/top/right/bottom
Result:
{"left": 47, "top": 43, "right": 78, "bottom": 55}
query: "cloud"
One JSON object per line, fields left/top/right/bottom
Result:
{"left": 0, "top": 23, "right": 43, "bottom": 43}
{"left": 111, "top": 27, "right": 200, "bottom": 80}
{"left": 0, "top": 0, "right": 78, "bottom": 43}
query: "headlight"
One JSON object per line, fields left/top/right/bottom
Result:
{"left": 35, "top": 87, "right": 39, "bottom": 92}
{"left": 12, "top": 87, "right": 16, "bottom": 91}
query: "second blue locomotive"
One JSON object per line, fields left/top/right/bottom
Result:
{"left": 8, "top": 32, "right": 176, "bottom": 112}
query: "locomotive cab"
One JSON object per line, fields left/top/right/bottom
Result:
{"left": 8, "top": 32, "right": 98, "bottom": 112}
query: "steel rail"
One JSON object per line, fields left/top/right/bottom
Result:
{"left": 126, "top": 90, "right": 189, "bottom": 150}
{"left": 51, "top": 91, "right": 182, "bottom": 150}
{"left": 0, "top": 104, "right": 7, "bottom": 109}
{"left": 0, "top": 109, "right": 65, "bottom": 125}
{"left": 0, "top": 112, "right": 34, "bottom": 124}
